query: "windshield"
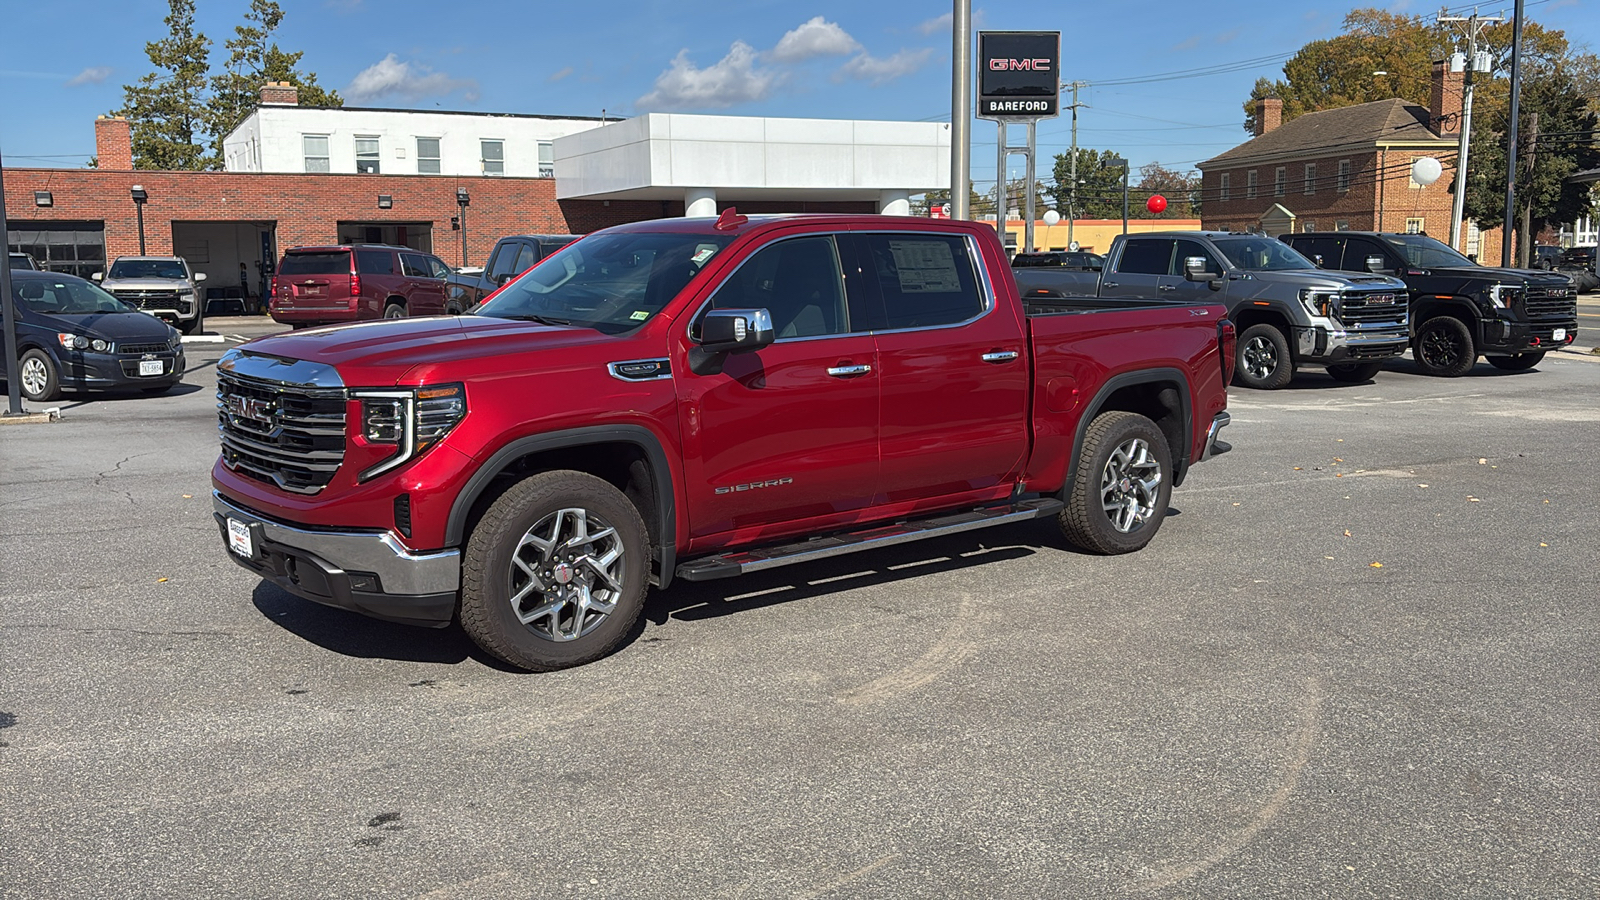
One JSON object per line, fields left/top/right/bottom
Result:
{"left": 109, "top": 259, "right": 188, "bottom": 279}
{"left": 13, "top": 276, "right": 138, "bottom": 314}
{"left": 476, "top": 232, "right": 733, "bottom": 332}
{"left": 1383, "top": 234, "right": 1475, "bottom": 268}
{"left": 1212, "top": 238, "right": 1316, "bottom": 271}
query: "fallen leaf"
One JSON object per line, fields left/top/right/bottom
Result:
{"left": 1335, "top": 473, "right": 1344, "bottom": 477}
{"left": 1337, "top": 439, "right": 1345, "bottom": 443}
{"left": 1544, "top": 499, "right": 1550, "bottom": 504}
{"left": 1232, "top": 502, "right": 1241, "bottom": 507}
{"left": 1324, "top": 555, "right": 1335, "bottom": 560}
{"left": 1293, "top": 466, "right": 1303, "bottom": 471}
{"left": 1369, "top": 562, "right": 1384, "bottom": 568}
{"left": 1344, "top": 530, "right": 1352, "bottom": 537}
{"left": 181, "top": 494, "right": 192, "bottom": 499}
{"left": 1539, "top": 543, "right": 1548, "bottom": 548}
{"left": 1418, "top": 484, "right": 1429, "bottom": 488}
{"left": 1467, "top": 497, "right": 1481, "bottom": 502}
{"left": 1478, "top": 458, "right": 1487, "bottom": 465}
{"left": 1333, "top": 458, "right": 1344, "bottom": 463}
{"left": 157, "top": 577, "right": 169, "bottom": 583}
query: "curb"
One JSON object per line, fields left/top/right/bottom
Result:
{"left": 0, "top": 408, "right": 62, "bottom": 425}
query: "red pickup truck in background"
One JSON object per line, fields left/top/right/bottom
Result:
{"left": 213, "top": 211, "right": 1235, "bottom": 671}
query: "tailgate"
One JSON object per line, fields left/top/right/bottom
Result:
{"left": 278, "top": 252, "right": 353, "bottom": 309}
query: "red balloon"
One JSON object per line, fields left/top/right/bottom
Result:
{"left": 1146, "top": 194, "right": 1168, "bottom": 214}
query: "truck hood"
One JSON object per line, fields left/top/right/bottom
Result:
{"left": 239, "top": 315, "right": 622, "bottom": 386}
{"left": 1240, "top": 269, "right": 1407, "bottom": 291}
{"left": 1412, "top": 266, "right": 1574, "bottom": 288}
{"left": 102, "top": 277, "right": 194, "bottom": 290}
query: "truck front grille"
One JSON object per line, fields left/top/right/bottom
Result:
{"left": 217, "top": 371, "right": 347, "bottom": 494}
{"left": 1522, "top": 288, "right": 1575, "bottom": 320}
{"left": 1338, "top": 291, "right": 1408, "bottom": 328}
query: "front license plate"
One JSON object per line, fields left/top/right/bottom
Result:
{"left": 1553, "top": 328, "right": 1567, "bottom": 341}
{"left": 227, "top": 518, "right": 253, "bottom": 558}
{"left": 139, "top": 360, "right": 164, "bottom": 376}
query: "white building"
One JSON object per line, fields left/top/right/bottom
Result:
{"left": 222, "top": 83, "right": 607, "bottom": 178}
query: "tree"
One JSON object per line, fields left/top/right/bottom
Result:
{"left": 1048, "top": 148, "right": 1131, "bottom": 219}
{"left": 1136, "top": 163, "right": 1201, "bottom": 218}
{"left": 208, "top": 0, "right": 342, "bottom": 158}
{"left": 988, "top": 177, "right": 1053, "bottom": 219}
{"left": 911, "top": 187, "right": 984, "bottom": 218}
{"left": 116, "top": 0, "right": 213, "bottom": 170}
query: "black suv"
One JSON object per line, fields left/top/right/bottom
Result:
{"left": 1281, "top": 231, "right": 1577, "bottom": 375}
{"left": 1557, "top": 246, "right": 1598, "bottom": 293}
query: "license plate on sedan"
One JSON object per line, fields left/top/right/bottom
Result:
{"left": 1553, "top": 328, "right": 1567, "bottom": 341}
{"left": 227, "top": 518, "right": 253, "bottom": 558}
{"left": 139, "top": 360, "right": 164, "bottom": 376}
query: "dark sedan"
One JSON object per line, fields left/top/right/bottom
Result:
{"left": 4, "top": 270, "right": 185, "bottom": 401}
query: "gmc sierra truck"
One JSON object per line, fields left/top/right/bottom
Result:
{"left": 1280, "top": 231, "right": 1579, "bottom": 375}
{"left": 212, "top": 211, "right": 1234, "bottom": 671}
{"left": 1014, "top": 231, "right": 1411, "bottom": 389}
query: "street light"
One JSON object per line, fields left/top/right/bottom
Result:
{"left": 130, "top": 184, "right": 148, "bottom": 255}
{"left": 456, "top": 187, "right": 470, "bottom": 268}
{"left": 1105, "top": 157, "right": 1129, "bottom": 235}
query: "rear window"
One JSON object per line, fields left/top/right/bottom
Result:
{"left": 280, "top": 251, "right": 352, "bottom": 276}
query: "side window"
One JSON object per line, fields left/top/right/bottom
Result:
{"left": 709, "top": 235, "right": 849, "bottom": 339}
{"left": 486, "top": 243, "right": 522, "bottom": 282}
{"left": 400, "top": 253, "right": 432, "bottom": 278}
{"left": 1170, "top": 240, "right": 1221, "bottom": 276}
{"left": 540, "top": 240, "right": 573, "bottom": 258}
{"left": 1341, "top": 238, "right": 1389, "bottom": 271}
{"left": 863, "top": 233, "right": 984, "bottom": 330}
{"left": 355, "top": 250, "right": 392, "bottom": 275}
{"left": 427, "top": 256, "right": 451, "bottom": 279}
{"left": 1116, "top": 238, "right": 1174, "bottom": 275}
{"left": 1293, "top": 237, "right": 1342, "bottom": 268}
{"left": 514, "top": 243, "right": 540, "bottom": 274}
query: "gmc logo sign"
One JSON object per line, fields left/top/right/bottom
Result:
{"left": 224, "top": 395, "right": 276, "bottom": 426}
{"left": 989, "top": 59, "right": 1053, "bottom": 71}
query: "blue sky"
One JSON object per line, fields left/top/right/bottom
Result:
{"left": 0, "top": 0, "right": 1590, "bottom": 191}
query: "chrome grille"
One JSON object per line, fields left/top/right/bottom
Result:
{"left": 1338, "top": 291, "right": 1408, "bottom": 328}
{"left": 217, "top": 370, "right": 347, "bottom": 494}
{"left": 1523, "top": 287, "right": 1575, "bottom": 320}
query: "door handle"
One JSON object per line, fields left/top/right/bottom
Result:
{"left": 826, "top": 364, "right": 872, "bottom": 377}
{"left": 981, "top": 351, "right": 1019, "bottom": 363}
{"left": 1102, "top": 281, "right": 1119, "bottom": 288}
{"left": 1158, "top": 284, "right": 1176, "bottom": 292}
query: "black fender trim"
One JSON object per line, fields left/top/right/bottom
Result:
{"left": 1060, "top": 367, "right": 1194, "bottom": 504}
{"left": 444, "top": 425, "right": 679, "bottom": 590}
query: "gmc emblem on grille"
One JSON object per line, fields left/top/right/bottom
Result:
{"left": 224, "top": 396, "right": 275, "bottom": 426}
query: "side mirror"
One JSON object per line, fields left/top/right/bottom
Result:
{"left": 195, "top": 272, "right": 208, "bottom": 282}
{"left": 495, "top": 273, "right": 512, "bottom": 286}
{"left": 1312, "top": 254, "right": 1325, "bottom": 268}
{"left": 690, "top": 308, "right": 775, "bottom": 375}
{"left": 91, "top": 272, "right": 103, "bottom": 281}
{"left": 1365, "top": 255, "right": 1391, "bottom": 275}
{"left": 1183, "top": 256, "right": 1221, "bottom": 283}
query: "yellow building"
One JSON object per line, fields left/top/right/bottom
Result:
{"left": 991, "top": 218, "right": 1203, "bottom": 255}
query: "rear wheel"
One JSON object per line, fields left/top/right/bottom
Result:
{"left": 1058, "top": 411, "right": 1173, "bottom": 555}
{"left": 460, "top": 471, "right": 649, "bottom": 671}
{"left": 1234, "top": 323, "right": 1294, "bottom": 390}
{"left": 1486, "top": 351, "right": 1544, "bottom": 371}
{"left": 18, "top": 349, "right": 61, "bottom": 402}
{"left": 383, "top": 302, "right": 407, "bottom": 319}
{"left": 1413, "top": 316, "right": 1476, "bottom": 377}
{"left": 1326, "top": 361, "right": 1384, "bottom": 383}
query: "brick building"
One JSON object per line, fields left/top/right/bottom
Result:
{"left": 1197, "top": 61, "right": 1503, "bottom": 261}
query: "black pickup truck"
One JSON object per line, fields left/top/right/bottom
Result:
{"left": 445, "top": 233, "right": 579, "bottom": 310}
{"left": 1281, "top": 231, "right": 1578, "bottom": 375}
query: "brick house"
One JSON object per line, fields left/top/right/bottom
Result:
{"left": 1197, "top": 61, "right": 1503, "bottom": 261}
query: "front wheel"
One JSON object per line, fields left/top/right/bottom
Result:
{"left": 1413, "top": 316, "right": 1476, "bottom": 377}
{"left": 1486, "top": 352, "right": 1544, "bottom": 371}
{"left": 1234, "top": 323, "right": 1294, "bottom": 390}
{"left": 179, "top": 309, "right": 203, "bottom": 335}
{"left": 1058, "top": 411, "right": 1173, "bottom": 555}
{"left": 18, "top": 349, "right": 61, "bottom": 402}
{"left": 1326, "top": 361, "right": 1384, "bottom": 383}
{"left": 460, "top": 470, "right": 650, "bottom": 671}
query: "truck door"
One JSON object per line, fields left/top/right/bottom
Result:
{"left": 1102, "top": 237, "right": 1179, "bottom": 300}
{"left": 674, "top": 233, "right": 881, "bottom": 541}
{"left": 401, "top": 252, "right": 446, "bottom": 315}
{"left": 1164, "top": 238, "right": 1229, "bottom": 306}
{"left": 854, "top": 231, "right": 1029, "bottom": 505}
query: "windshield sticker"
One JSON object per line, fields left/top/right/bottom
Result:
{"left": 629, "top": 310, "right": 649, "bottom": 321}
{"left": 691, "top": 247, "right": 716, "bottom": 265}
{"left": 888, "top": 240, "right": 961, "bottom": 293}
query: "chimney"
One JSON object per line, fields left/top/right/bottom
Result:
{"left": 94, "top": 115, "right": 133, "bottom": 170}
{"left": 1255, "top": 98, "right": 1282, "bottom": 137}
{"left": 260, "top": 81, "right": 299, "bottom": 106}
{"left": 1430, "top": 60, "right": 1463, "bottom": 136}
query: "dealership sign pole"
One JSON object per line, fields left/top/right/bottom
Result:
{"left": 1, "top": 149, "right": 26, "bottom": 416}
{"left": 950, "top": 0, "right": 972, "bottom": 220}
{"left": 977, "top": 31, "right": 1060, "bottom": 254}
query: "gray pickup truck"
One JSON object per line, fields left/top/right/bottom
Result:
{"left": 94, "top": 256, "right": 208, "bottom": 334}
{"left": 1013, "top": 231, "right": 1411, "bottom": 389}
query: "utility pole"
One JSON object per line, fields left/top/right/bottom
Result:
{"left": 1063, "top": 81, "right": 1088, "bottom": 249}
{"left": 1440, "top": 10, "right": 1503, "bottom": 250}
{"left": 951, "top": 0, "right": 972, "bottom": 219}
{"left": 1501, "top": 0, "right": 1525, "bottom": 268}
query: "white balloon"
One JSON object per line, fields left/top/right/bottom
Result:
{"left": 1411, "top": 157, "right": 1443, "bottom": 186}
{"left": 1042, "top": 209, "right": 1061, "bottom": 226}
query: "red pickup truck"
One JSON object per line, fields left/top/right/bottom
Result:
{"left": 213, "top": 211, "right": 1234, "bottom": 671}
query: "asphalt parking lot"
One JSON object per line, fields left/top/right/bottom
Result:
{"left": 3, "top": 317, "right": 1599, "bottom": 898}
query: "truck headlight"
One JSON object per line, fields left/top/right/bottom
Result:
{"left": 1487, "top": 285, "right": 1522, "bottom": 309}
{"left": 354, "top": 384, "right": 467, "bottom": 480}
{"left": 1298, "top": 289, "right": 1335, "bottom": 318}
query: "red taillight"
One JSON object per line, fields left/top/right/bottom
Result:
{"left": 1218, "top": 318, "right": 1237, "bottom": 386}
{"left": 350, "top": 273, "right": 361, "bottom": 302}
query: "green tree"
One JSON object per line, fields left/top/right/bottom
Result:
{"left": 116, "top": 0, "right": 213, "bottom": 170}
{"left": 989, "top": 177, "right": 1053, "bottom": 219}
{"left": 1048, "top": 148, "right": 1130, "bottom": 219}
{"left": 208, "top": 0, "right": 342, "bottom": 158}
{"left": 911, "top": 187, "right": 984, "bottom": 217}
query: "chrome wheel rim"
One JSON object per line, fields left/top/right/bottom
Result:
{"left": 20, "top": 357, "right": 47, "bottom": 396}
{"left": 508, "top": 507, "right": 625, "bottom": 642}
{"left": 384, "top": 306, "right": 405, "bottom": 318}
{"left": 1241, "top": 336, "right": 1278, "bottom": 381}
{"left": 1101, "top": 438, "right": 1162, "bottom": 533}
{"left": 1419, "top": 327, "right": 1460, "bottom": 368}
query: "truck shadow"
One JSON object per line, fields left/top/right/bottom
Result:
{"left": 250, "top": 582, "right": 517, "bottom": 670}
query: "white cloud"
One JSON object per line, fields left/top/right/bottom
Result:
{"left": 548, "top": 66, "right": 574, "bottom": 83}
{"left": 768, "top": 16, "right": 860, "bottom": 63}
{"left": 917, "top": 12, "right": 951, "bottom": 36}
{"left": 636, "top": 41, "right": 776, "bottom": 111}
{"left": 836, "top": 48, "right": 933, "bottom": 86}
{"left": 344, "top": 54, "right": 479, "bottom": 103}
{"left": 66, "top": 66, "right": 113, "bottom": 87}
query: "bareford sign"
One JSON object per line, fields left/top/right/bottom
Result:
{"left": 978, "top": 31, "right": 1061, "bottom": 119}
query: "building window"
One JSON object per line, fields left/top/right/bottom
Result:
{"left": 1337, "top": 159, "right": 1351, "bottom": 192}
{"left": 1335, "top": 220, "right": 1349, "bottom": 231}
{"left": 1274, "top": 167, "right": 1286, "bottom": 198}
{"left": 303, "top": 134, "right": 330, "bottom": 173}
{"left": 1303, "top": 220, "right": 1317, "bottom": 233}
{"left": 416, "top": 137, "right": 441, "bottom": 174}
{"left": 1220, "top": 173, "right": 1231, "bottom": 201}
{"left": 1246, "top": 170, "right": 1258, "bottom": 200}
{"left": 538, "top": 141, "right": 554, "bottom": 179}
{"left": 355, "top": 135, "right": 380, "bottom": 174}
{"left": 481, "top": 140, "right": 504, "bottom": 176}
{"left": 6, "top": 221, "right": 106, "bottom": 280}
{"left": 1405, "top": 217, "right": 1425, "bottom": 234}
{"left": 1304, "top": 163, "right": 1316, "bottom": 195}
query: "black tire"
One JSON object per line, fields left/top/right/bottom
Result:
{"left": 179, "top": 308, "right": 203, "bottom": 335}
{"left": 460, "top": 470, "right": 650, "bottom": 671}
{"left": 383, "top": 302, "right": 407, "bottom": 319}
{"left": 18, "top": 348, "right": 61, "bottom": 402}
{"left": 1233, "top": 323, "right": 1294, "bottom": 390}
{"left": 1486, "top": 351, "right": 1544, "bottom": 371}
{"left": 1059, "top": 411, "right": 1173, "bottom": 555}
{"left": 1326, "top": 361, "right": 1384, "bottom": 383}
{"left": 1413, "top": 316, "right": 1476, "bottom": 377}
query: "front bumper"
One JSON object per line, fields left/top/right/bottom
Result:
{"left": 212, "top": 491, "right": 460, "bottom": 628}
{"left": 1294, "top": 325, "right": 1408, "bottom": 363}
{"left": 56, "top": 348, "right": 185, "bottom": 389}
{"left": 1478, "top": 318, "right": 1579, "bottom": 354}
